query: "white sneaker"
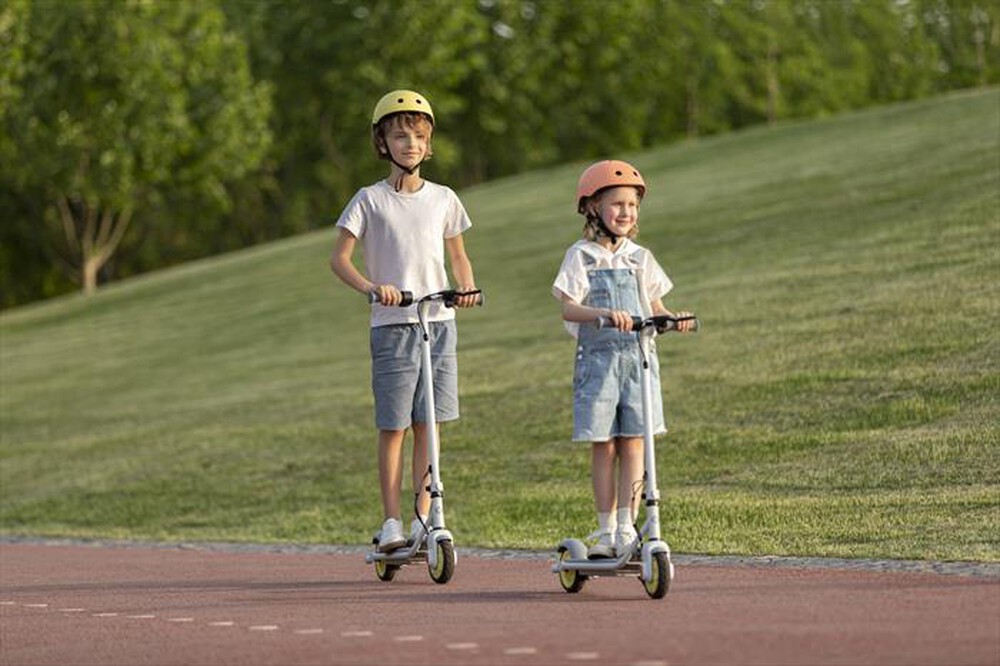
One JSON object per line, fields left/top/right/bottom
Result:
{"left": 615, "top": 526, "right": 638, "bottom": 557}
{"left": 409, "top": 517, "right": 426, "bottom": 543}
{"left": 377, "top": 518, "right": 405, "bottom": 553}
{"left": 587, "top": 531, "right": 615, "bottom": 559}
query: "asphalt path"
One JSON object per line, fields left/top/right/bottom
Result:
{"left": 1, "top": 540, "right": 997, "bottom": 666}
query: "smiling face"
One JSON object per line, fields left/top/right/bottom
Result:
{"left": 588, "top": 186, "right": 641, "bottom": 242}
{"left": 375, "top": 113, "right": 433, "bottom": 168}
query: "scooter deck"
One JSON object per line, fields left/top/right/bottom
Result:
{"left": 556, "top": 558, "right": 644, "bottom": 576}
{"left": 365, "top": 538, "right": 428, "bottom": 564}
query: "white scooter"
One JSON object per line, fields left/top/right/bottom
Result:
{"left": 364, "top": 288, "right": 482, "bottom": 585}
{"left": 551, "top": 313, "right": 698, "bottom": 599}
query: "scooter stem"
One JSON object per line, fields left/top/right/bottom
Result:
{"left": 639, "top": 326, "right": 661, "bottom": 541}
{"left": 418, "top": 301, "right": 445, "bottom": 530}
{"left": 640, "top": 327, "right": 660, "bottom": 499}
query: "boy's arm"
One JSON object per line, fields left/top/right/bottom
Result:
{"left": 445, "top": 234, "right": 478, "bottom": 307}
{"left": 330, "top": 228, "right": 375, "bottom": 295}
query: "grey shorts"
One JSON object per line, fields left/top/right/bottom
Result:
{"left": 572, "top": 340, "right": 666, "bottom": 442}
{"left": 370, "top": 320, "right": 459, "bottom": 430}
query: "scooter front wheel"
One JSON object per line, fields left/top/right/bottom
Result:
{"left": 642, "top": 551, "right": 672, "bottom": 599}
{"left": 374, "top": 559, "right": 399, "bottom": 582}
{"left": 557, "top": 547, "right": 587, "bottom": 593}
{"left": 428, "top": 539, "right": 455, "bottom": 584}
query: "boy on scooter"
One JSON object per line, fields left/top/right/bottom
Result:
{"left": 330, "top": 90, "right": 478, "bottom": 552}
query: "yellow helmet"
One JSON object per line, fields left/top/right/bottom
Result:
{"left": 371, "top": 89, "right": 435, "bottom": 127}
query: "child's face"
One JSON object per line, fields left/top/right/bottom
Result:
{"left": 384, "top": 116, "right": 431, "bottom": 170}
{"left": 593, "top": 186, "right": 640, "bottom": 237}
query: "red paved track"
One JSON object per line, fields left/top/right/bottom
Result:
{"left": 1, "top": 542, "right": 997, "bottom": 666}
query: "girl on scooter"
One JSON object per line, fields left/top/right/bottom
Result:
{"left": 552, "top": 160, "right": 695, "bottom": 559}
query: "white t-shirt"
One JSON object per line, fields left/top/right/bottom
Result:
{"left": 552, "top": 239, "right": 673, "bottom": 338}
{"left": 337, "top": 179, "right": 472, "bottom": 327}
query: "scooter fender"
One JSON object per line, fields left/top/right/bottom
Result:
{"left": 640, "top": 540, "right": 673, "bottom": 582}
{"left": 426, "top": 529, "right": 456, "bottom": 570}
{"left": 552, "top": 538, "right": 588, "bottom": 572}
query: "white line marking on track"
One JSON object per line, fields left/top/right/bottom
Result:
{"left": 567, "top": 652, "right": 600, "bottom": 661}
{"left": 394, "top": 635, "right": 424, "bottom": 642}
{"left": 59, "top": 608, "right": 86, "bottom": 612}
{"left": 93, "top": 612, "right": 119, "bottom": 617}
{"left": 127, "top": 614, "right": 156, "bottom": 619}
{"left": 446, "top": 642, "right": 479, "bottom": 650}
{"left": 341, "top": 630, "right": 373, "bottom": 637}
{"left": 24, "top": 603, "right": 49, "bottom": 608}
{"left": 294, "top": 628, "right": 324, "bottom": 635}
{"left": 1, "top": 601, "right": 15, "bottom": 605}
{"left": 632, "top": 661, "right": 668, "bottom": 666}
{"left": 504, "top": 647, "right": 539, "bottom": 655}
{"left": 167, "top": 617, "right": 194, "bottom": 623}
{"left": 208, "top": 621, "right": 235, "bottom": 627}
{"left": 249, "top": 625, "right": 279, "bottom": 631}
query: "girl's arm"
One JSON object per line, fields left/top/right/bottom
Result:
{"left": 445, "top": 234, "right": 478, "bottom": 308}
{"left": 651, "top": 297, "right": 697, "bottom": 332}
{"left": 559, "top": 292, "right": 633, "bottom": 332}
{"left": 650, "top": 298, "right": 673, "bottom": 317}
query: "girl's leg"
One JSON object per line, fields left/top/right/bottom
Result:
{"left": 589, "top": 439, "right": 618, "bottom": 557}
{"left": 378, "top": 428, "right": 407, "bottom": 519}
{"left": 411, "top": 422, "right": 434, "bottom": 519}
{"left": 591, "top": 440, "right": 618, "bottom": 515}
{"left": 615, "top": 437, "right": 644, "bottom": 521}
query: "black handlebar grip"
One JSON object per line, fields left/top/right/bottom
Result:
{"left": 368, "top": 290, "right": 414, "bottom": 306}
{"left": 444, "top": 290, "right": 484, "bottom": 308}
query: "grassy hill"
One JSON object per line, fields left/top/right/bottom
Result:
{"left": 2, "top": 89, "right": 997, "bottom": 561}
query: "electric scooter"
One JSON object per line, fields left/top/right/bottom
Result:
{"left": 551, "top": 313, "right": 698, "bottom": 599}
{"left": 364, "top": 288, "right": 483, "bottom": 585}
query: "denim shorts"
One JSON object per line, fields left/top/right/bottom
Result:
{"left": 572, "top": 340, "right": 666, "bottom": 442}
{"left": 370, "top": 320, "right": 459, "bottom": 430}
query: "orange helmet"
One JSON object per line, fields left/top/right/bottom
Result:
{"left": 576, "top": 160, "right": 646, "bottom": 213}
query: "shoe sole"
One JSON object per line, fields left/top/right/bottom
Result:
{"left": 376, "top": 538, "right": 406, "bottom": 553}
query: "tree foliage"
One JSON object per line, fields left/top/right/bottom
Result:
{"left": 1, "top": 0, "right": 270, "bottom": 298}
{"left": 2, "top": 0, "right": 997, "bottom": 306}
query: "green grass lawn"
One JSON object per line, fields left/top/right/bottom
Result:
{"left": 2, "top": 89, "right": 998, "bottom": 561}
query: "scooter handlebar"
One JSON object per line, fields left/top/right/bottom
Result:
{"left": 368, "top": 289, "right": 483, "bottom": 308}
{"left": 368, "top": 290, "right": 414, "bottom": 307}
{"left": 596, "top": 314, "right": 699, "bottom": 333}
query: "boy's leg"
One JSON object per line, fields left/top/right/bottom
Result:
{"left": 410, "top": 423, "right": 434, "bottom": 518}
{"left": 378, "top": 428, "right": 407, "bottom": 519}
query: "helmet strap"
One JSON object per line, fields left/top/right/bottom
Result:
{"left": 587, "top": 212, "right": 622, "bottom": 244}
{"left": 388, "top": 156, "right": 423, "bottom": 192}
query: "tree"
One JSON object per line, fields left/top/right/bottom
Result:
{"left": 1, "top": 0, "right": 271, "bottom": 295}
{"left": 918, "top": 0, "right": 1000, "bottom": 90}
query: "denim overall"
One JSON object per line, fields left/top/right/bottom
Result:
{"left": 573, "top": 258, "right": 665, "bottom": 442}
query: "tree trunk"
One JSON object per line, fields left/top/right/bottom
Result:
{"left": 55, "top": 195, "right": 134, "bottom": 295}
{"left": 766, "top": 39, "right": 779, "bottom": 125}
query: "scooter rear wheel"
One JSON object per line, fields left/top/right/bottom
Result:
{"left": 374, "top": 559, "right": 399, "bottom": 582}
{"left": 642, "top": 551, "right": 671, "bottom": 599}
{"left": 557, "top": 547, "right": 587, "bottom": 593}
{"left": 428, "top": 539, "right": 455, "bottom": 584}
